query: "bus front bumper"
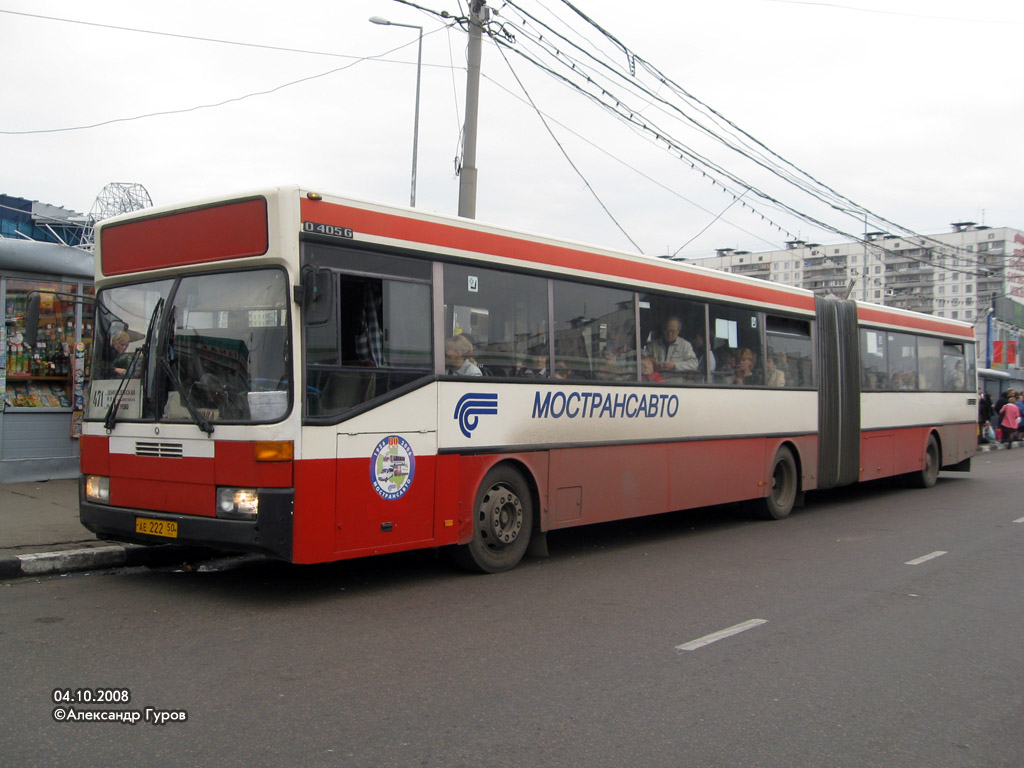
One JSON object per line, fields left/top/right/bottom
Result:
{"left": 80, "top": 488, "right": 294, "bottom": 562}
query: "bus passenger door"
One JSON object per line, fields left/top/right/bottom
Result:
{"left": 332, "top": 389, "right": 439, "bottom": 555}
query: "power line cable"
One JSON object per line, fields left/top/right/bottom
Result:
{"left": 479, "top": 70, "right": 785, "bottom": 250}
{"left": 544, "top": 0, "right": 993, "bottom": 265}
{"left": 672, "top": 190, "right": 749, "bottom": 258}
{"left": 0, "top": 28, "right": 448, "bottom": 135}
{"left": 499, "top": 1, "right": 995, "bottom": 276}
{"left": 490, "top": 28, "right": 643, "bottom": 252}
{"left": 0, "top": 9, "right": 375, "bottom": 59}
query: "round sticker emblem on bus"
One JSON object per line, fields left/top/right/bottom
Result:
{"left": 370, "top": 435, "right": 416, "bottom": 501}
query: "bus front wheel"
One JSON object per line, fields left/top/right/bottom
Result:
{"left": 755, "top": 446, "right": 798, "bottom": 521}
{"left": 454, "top": 466, "right": 534, "bottom": 574}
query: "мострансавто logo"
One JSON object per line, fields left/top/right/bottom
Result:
{"left": 454, "top": 390, "right": 680, "bottom": 438}
{"left": 454, "top": 393, "right": 498, "bottom": 438}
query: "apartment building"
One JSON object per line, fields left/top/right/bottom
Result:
{"left": 695, "top": 223, "right": 1024, "bottom": 384}
{"left": 697, "top": 223, "right": 1023, "bottom": 324}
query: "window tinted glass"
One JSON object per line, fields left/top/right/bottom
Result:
{"left": 964, "top": 342, "right": 977, "bottom": 391}
{"left": 709, "top": 305, "right": 763, "bottom": 386}
{"left": 887, "top": 332, "right": 918, "bottom": 390}
{"left": 766, "top": 316, "right": 813, "bottom": 388}
{"left": 639, "top": 295, "right": 707, "bottom": 384}
{"left": 443, "top": 263, "right": 548, "bottom": 377}
{"left": 552, "top": 281, "right": 634, "bottom": 382}
{"left": 860, "top": 329, "right": 888, "bottom": 390}
{"left": 917, "top": 337, "right": 942, "bottom": 391}
{"left": 942, "top": 342, "right": 967, "bottom": 391}
{"left": 304, "top": 247, "right": 433, "bottom": 419}
{"left": 305, "top": 243, "right": 431, "bottom": 280}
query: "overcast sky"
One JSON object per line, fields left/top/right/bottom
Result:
{"left": 2, "top": 0, "right": 1022, "bottom": 260}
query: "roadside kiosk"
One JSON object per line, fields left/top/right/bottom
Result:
{"left": 1, "top": 240, "right": 94, "bottom": 482}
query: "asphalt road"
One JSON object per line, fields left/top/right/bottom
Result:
{"left": 1, "top": 452, "right": 1022, "bottom": 768}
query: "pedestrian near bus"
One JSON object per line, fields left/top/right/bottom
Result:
{"left": 994, "top": 390, "right": 1011, "bottom": 439}
{"left": 999, "top": 394, "right": 1019, "bottom": 447}
{"left": 979, "top": 392, "right": 994, "bottom": 442}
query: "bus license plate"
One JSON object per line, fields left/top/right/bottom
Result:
{"left": 135, "top": 517, "right": 178, "bottom": 539}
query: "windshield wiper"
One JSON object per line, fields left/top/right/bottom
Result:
{"left": 158, "top": 356, "right": 214, "bottom": 435}
{"left": 154, "top": 305, "right": 214, "bottom": 436}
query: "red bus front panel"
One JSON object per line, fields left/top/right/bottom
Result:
{"left": 100, "top": 198, "right": 269, "bottom": 276}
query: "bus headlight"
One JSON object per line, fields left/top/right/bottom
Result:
{"left": 216, "top": 488, "right": 259, "bottom": 520}
{"left": 85, "top": 475, "right": 110, "bottom": 504}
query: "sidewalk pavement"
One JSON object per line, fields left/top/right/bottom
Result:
{"left": 0, "top": 440, "right": 1013, "bottom": 580}
{"left": 0, "top": 478, "right": 210, "bottom": 580}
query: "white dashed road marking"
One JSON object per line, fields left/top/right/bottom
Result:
{"left": 675, "top": 619, "right": 768, "bottom": 652}
{"left": 905, "top": 551, "right": 948, "bottom": 566}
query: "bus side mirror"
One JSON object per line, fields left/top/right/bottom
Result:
{"left": 23, "top": 293, "right": 40, "bottom": 346}
{"left": 297, "top": 266, "right": 333, "bottom": 325}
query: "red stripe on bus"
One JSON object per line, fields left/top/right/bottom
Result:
{"left": 100, "top": 198, "right": 269, "bottom": 276}
{"left": 857, "top": 305, "right": 973, "bottom": 338}
{"left": 301, "top": 199, "right": 817, "bottom": 312}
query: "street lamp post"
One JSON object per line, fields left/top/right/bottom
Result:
{"left": 370, "top": 16, "right": 423, "bottom": 208}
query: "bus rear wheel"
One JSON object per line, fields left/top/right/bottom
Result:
{"left": 755, "top": 446, "right": 798, "bottom": 521}
{"left": 911, "top": 434, "right": 940, "bottom": 489}
{"left": 454, "top": 466, "right": 534, "bottom": 573}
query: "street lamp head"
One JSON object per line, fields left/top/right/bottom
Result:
{"left": 368, "top": 15, "right": 424, "bottom": 208}
{"left": 369, "top": 16, "right": 423, "bottom": 31}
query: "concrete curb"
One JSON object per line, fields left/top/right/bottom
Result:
{"left": 977, "top": 441, "right": 1020, "bottom": 452}
{"left": 0, "top": 543, "right": 214, "bottom": 580}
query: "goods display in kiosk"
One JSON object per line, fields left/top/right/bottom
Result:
{"left": 3, "top": 282, "right": 92, "bottom": 410}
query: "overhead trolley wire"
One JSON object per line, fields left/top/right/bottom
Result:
{"left": 496, "top": 0, "right": 996, "bottom": 275}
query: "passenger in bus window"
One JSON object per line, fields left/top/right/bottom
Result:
{"left": 646, "top": 316, "right": 697, "bottom": 381}
{"left": 765, "top": 354, "right": 786, "bottom": 387}
{"left": 892, "top": 370, "right": 914, "bottom": 390}
{"left": 554, "top": 361, "right": 579, "bottom": 380}
{"left": 693, "top": 330, "right": 715, "bottom": 374}
{"left": 445, "top": 335, "right": 482, "bottom": 376}
{"left": 732, "top": 347, "right": 760, "bottom": 386}
{"left": 518, "top": 346, "right": 548, "bottom": 377}
{"left": 599, "top": 322, "right": 635, "bottom": 380}
{"left": 713, "top": 348, "right": 736, "bottom": 384}
{"left": 641, "top": 353, "right": 664, "bottom": 383}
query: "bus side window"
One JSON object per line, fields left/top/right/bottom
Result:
{"left": 710, "top": 305, "right": 763, "bottom": 386}
{"left": 553, "top": 281, "right": 635, "bottom": 382}
{"left": 443, "top": 263, "right": 548, "bottom": 378}
{"left": 637, "top": 294, "right": 707, "bottom": 385}
{"left": 766, "top": 316, "right": 813, "bottom": 388}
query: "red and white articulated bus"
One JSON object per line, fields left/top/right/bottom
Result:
{"left": 79, "top": 187, "right": 977, "bottom": 572}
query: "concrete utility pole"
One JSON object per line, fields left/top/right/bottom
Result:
{"left": 458, "top": 0, "right": 488, "bottom": 219}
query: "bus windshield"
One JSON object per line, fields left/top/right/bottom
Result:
{"left": 88, "top": 269, "right": 291, "bottom": 427}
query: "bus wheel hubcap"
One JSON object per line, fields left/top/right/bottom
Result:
{"left": 480, "top": 484, "right": 523, "bottom": 547}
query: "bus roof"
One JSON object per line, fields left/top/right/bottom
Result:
{"left": 95, "top": 185, "right": 975, "bottom": 341}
